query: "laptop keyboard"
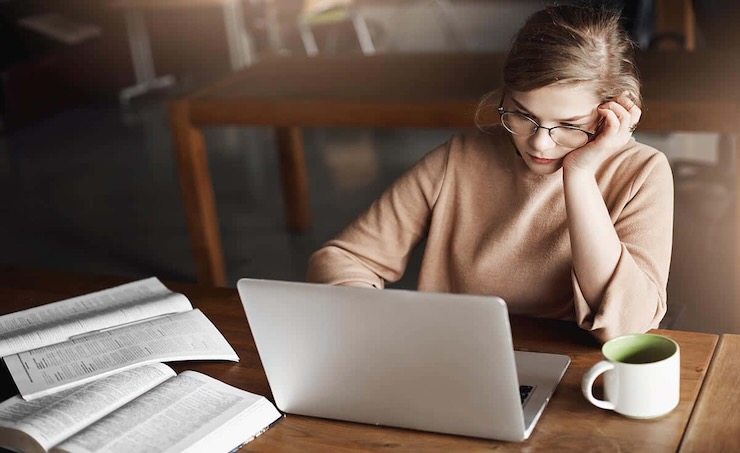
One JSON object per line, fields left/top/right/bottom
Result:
{"left": 520, "top": 385, "right": 534, "bottom": 405}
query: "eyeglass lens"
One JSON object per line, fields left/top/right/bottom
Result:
{"left": 501, "top": 112, "right": 589, "bottom": 148}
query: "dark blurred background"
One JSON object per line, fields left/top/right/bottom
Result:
{"left": 1, "top": 0, "right": 739, "bottom": 334}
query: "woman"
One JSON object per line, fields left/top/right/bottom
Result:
{"left": 306, "top": 5, "right": 674, "bottom": 342}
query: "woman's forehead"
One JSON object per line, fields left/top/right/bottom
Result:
{"left": 509, "top": 84, "right": 601, "bottom": 120}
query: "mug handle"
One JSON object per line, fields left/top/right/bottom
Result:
{"left": 582, "top": 360, "right": 616, "bottom": 410}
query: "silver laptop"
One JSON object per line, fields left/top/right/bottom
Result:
{"left": 237, "top": 278, "right": 570, "bottom": 442}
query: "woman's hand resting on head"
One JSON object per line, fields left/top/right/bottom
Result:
{"left": 562, "top": 92, "right": 641, "bottom": 175}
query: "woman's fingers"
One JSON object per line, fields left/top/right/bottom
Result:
{"left": 597, "top": 106, "right": 621, "bottom": 137}
{"left": 566, "top": 93, "right": 644, "bottom": 173}
{"left": 617, "top": 92, "right": 642, "bottom": 131}
{"left": 600, "top": 93, "right": 641, "bottom": 134}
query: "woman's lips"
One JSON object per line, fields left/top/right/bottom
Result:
{"left": 528, "top": 154, "right": 557, "bottom": 164}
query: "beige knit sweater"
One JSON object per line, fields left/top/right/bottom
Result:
{"left": 306, "top": 127, "right": 674, "bottom": 342}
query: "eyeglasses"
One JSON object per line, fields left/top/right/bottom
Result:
{"left": 498, "top": 95, "right": 598, "bottom": 148}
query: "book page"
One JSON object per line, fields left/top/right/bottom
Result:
{"left": 5, "top": 310, "right": 238, "bottom": 400}
{"left": 0, "top": 278, "right": 192, "bottom": 358}
{"left": 0, "top": 364, "right": 175, "bottom": 452}
{"left": 52, "top": 372, "right": 281, "bottom": 453}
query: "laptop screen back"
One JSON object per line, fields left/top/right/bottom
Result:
{"left": 238, "top": 278, "right": 530, "bottom": 441}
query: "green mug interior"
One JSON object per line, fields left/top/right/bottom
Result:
{"left": 602, "top": 334, "right": 678, "bottom": 364}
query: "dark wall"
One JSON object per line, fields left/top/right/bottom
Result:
{"left": 0, "top": 0, "right": 241, "bottom": 131}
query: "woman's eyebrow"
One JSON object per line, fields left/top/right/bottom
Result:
{"left": 511, "top": 97, "right": 532, "bottom": 114}
{"left": 511, "top": 97, "right": 592, "bottom": 122}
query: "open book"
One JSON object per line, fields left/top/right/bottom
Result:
{"left": 0, "top": 363, "right": 282, "bottom": 453}
{"left": 0, "top": 278, "right": 238, "bottom": 400}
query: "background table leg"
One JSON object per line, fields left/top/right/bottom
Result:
{"left": 119, "top": 9, "right": 175, "bottom": 105}
{"left": 222, "top": 0, "right": 254, "bottom": 70}
{"left": 275, "top": 127, "right": 311, "bottom": 231}
{"left": 169, "top": 101, "right": 226, "bottom": 286}
{"left": 735, "top": 133, "right": 740, "bottom": 329}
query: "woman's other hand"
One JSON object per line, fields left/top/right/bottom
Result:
{"left": 563, "top": 92, "right": 642, "bottom": 174}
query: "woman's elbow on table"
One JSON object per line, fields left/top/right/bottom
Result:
{"left": 306, "top": 246, "right": 385, "bottom": 289}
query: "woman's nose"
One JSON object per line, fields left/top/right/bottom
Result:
{"left": 529, "top": 127, "right": 557, "bottom": 150}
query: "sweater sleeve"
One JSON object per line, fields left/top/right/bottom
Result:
{"left": 572, "top": 152, "right": 674, "bottom": 342}
{"left": 306, "top": 140, "right": 450, "bottom": 288}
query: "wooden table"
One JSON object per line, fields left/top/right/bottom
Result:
{"left": 0, "top": 267, "right": 722, "bottom": 451}
{"left": 169, "top": 51, "right": 740, "bottom": 286}
{"left": 680, "top": 333, "right": 740, "bottom": 452}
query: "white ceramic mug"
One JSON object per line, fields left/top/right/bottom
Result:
{"left": 582, "top": 333, "right": 680, "bottom": 418}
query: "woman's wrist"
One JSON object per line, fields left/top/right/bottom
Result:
{"left": 563, "top": 163, "right": 598, "bottom": 182}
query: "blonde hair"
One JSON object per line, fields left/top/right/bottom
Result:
{"left": 478, "top": 4, "right": 641, "bottom": 127}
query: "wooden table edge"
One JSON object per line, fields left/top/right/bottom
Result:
{"left": 678, "top": 334, "right": 740, "bottom": 452}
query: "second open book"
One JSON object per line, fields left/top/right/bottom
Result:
{"left": 0, "top": 278, "right": 238, "bottom": 400}
{"left": 0, "top": 363, "right": 282, "bottom": 453}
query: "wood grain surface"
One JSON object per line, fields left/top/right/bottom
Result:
{"left": 679, "top": 334, "right": 740, "bottom": 452}
{"left": 0, "top": 267, "right": 721, "bottom": 452}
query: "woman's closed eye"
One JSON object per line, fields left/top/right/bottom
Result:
{"left": 513, "top": 108, "right": 591, "bottom": 129}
